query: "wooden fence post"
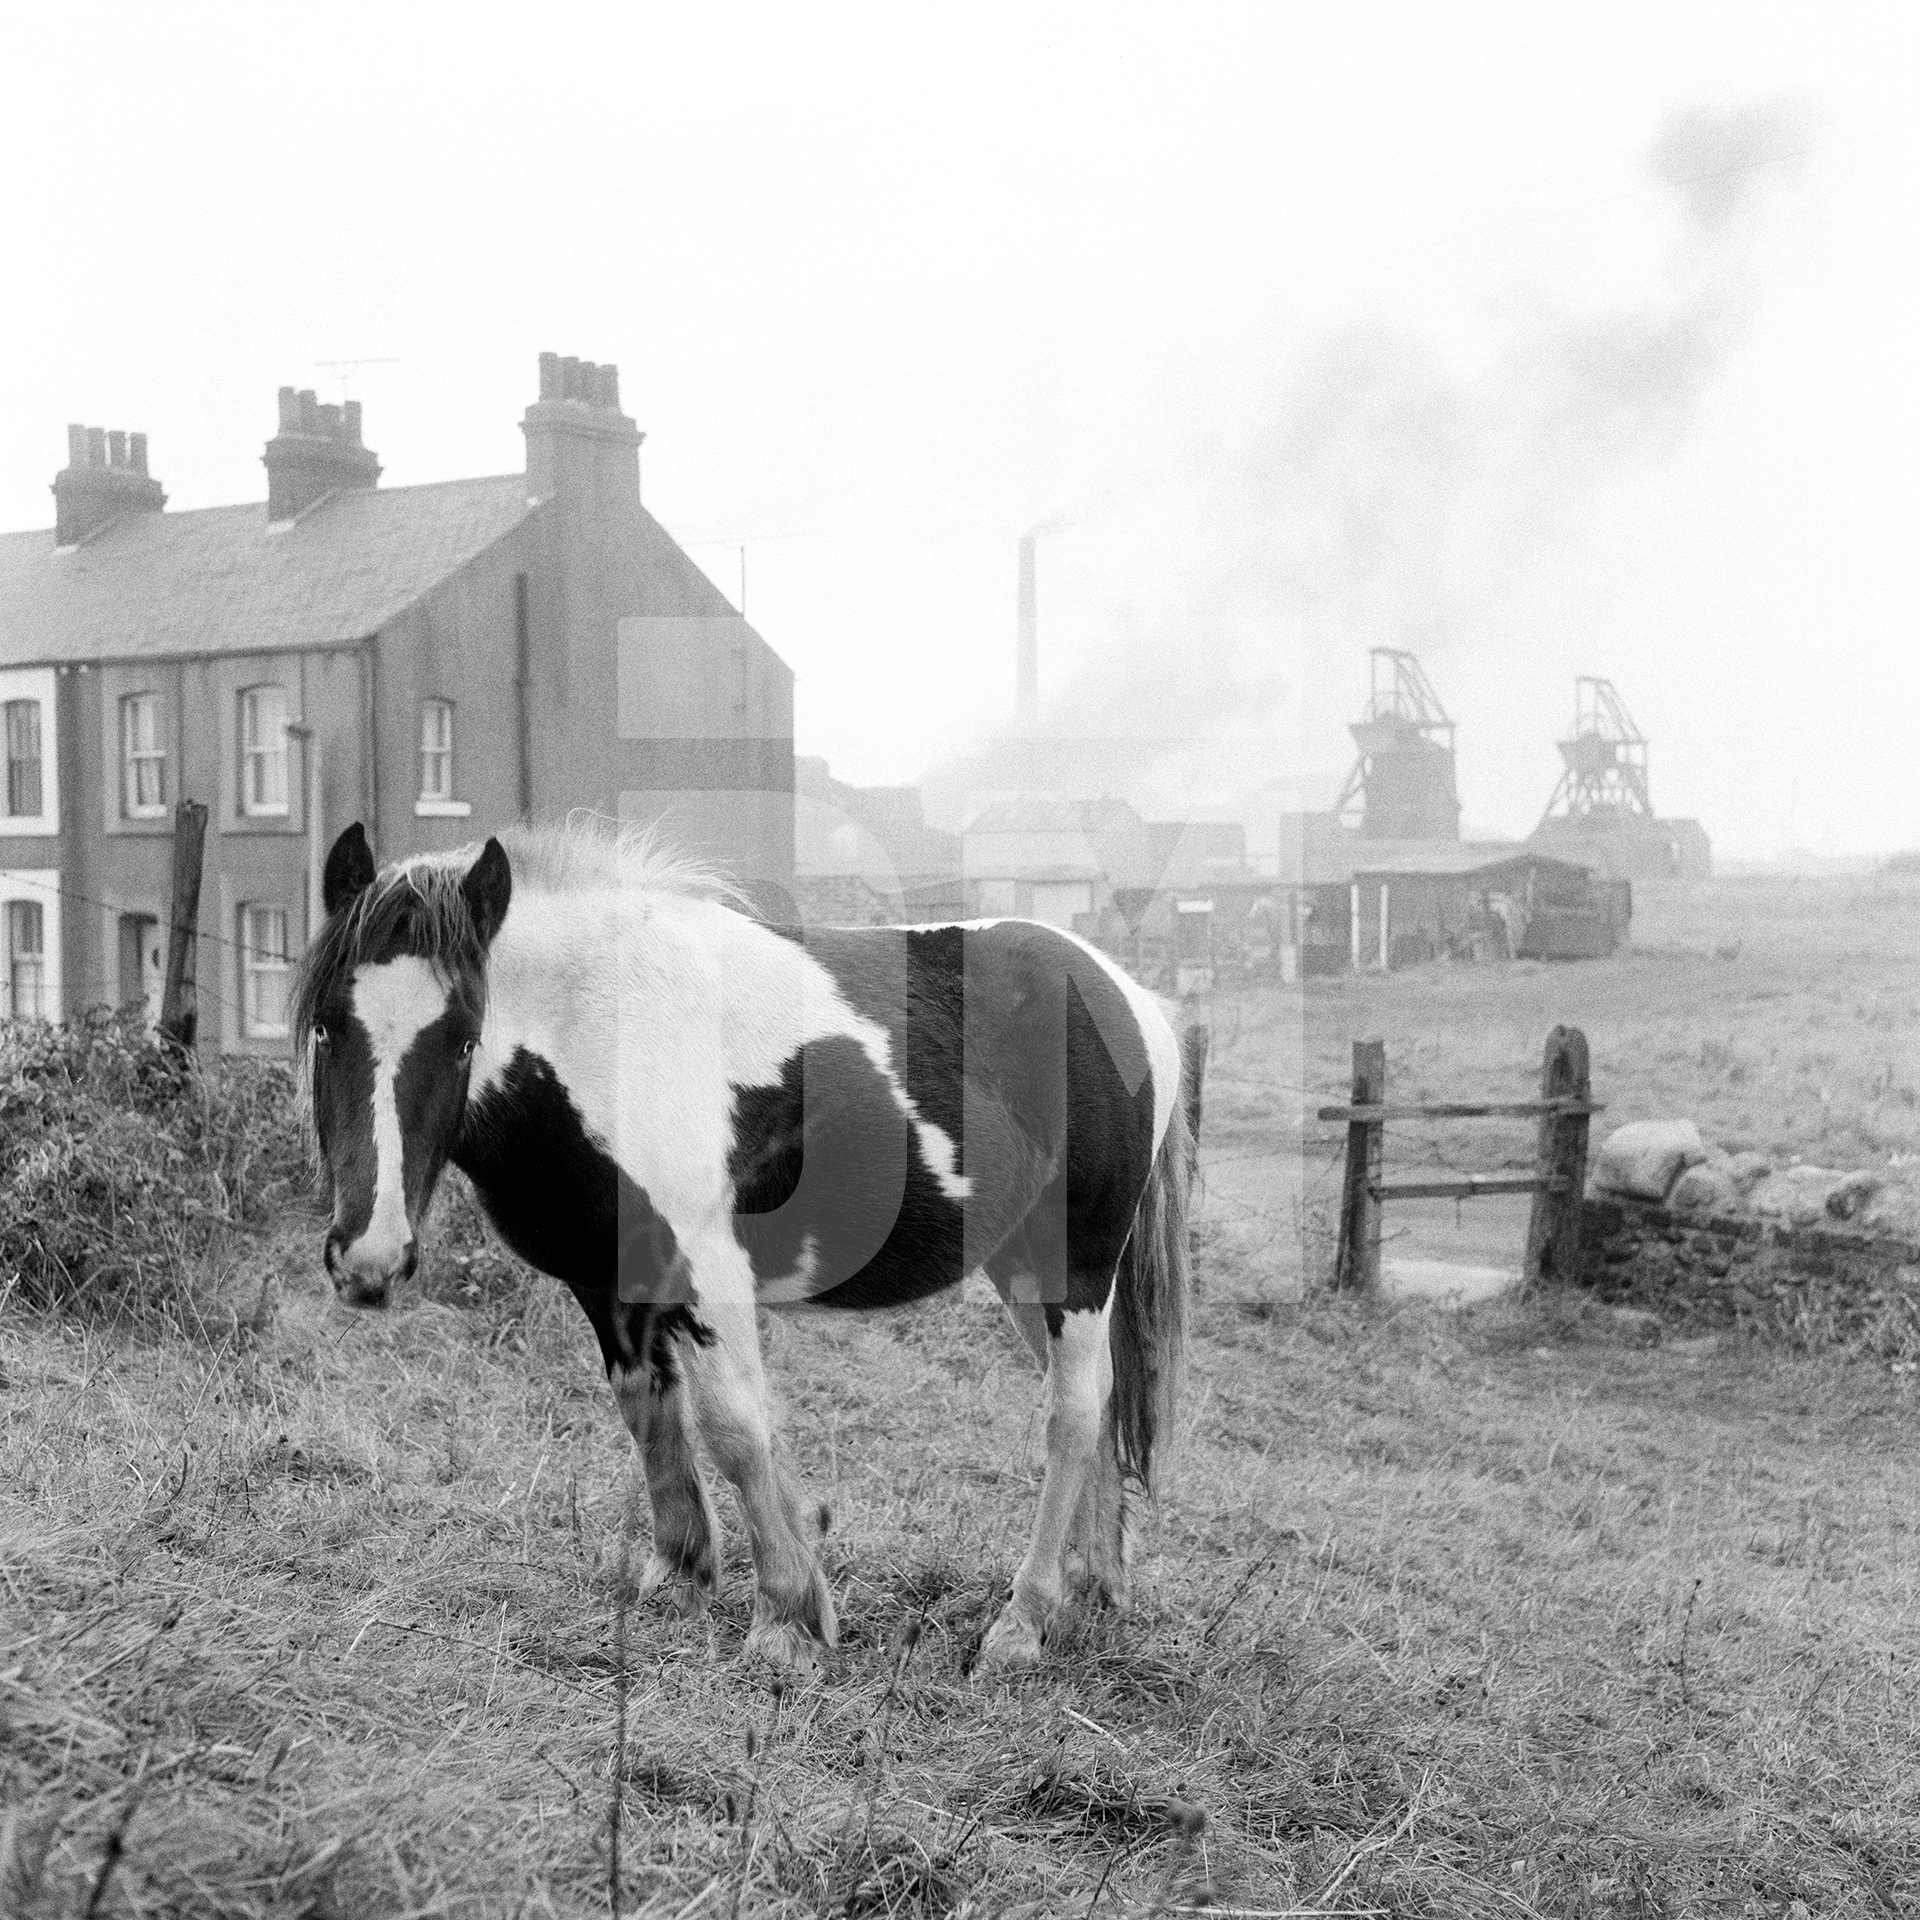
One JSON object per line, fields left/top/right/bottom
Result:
{"left": 158, "top": 799, "right": 208, "bottom": 1057}
{"left": 1333, "top": 1039, "right": 1385, "bottom": 1292}
{"left": 1524, "top": 1024, "right": 1591, "bottom": 1287}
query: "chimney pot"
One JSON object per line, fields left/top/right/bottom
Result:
{"left": 265, "top": 383, "right": 380, "bottom": 519}
{"left": 54, "top": 421, "right": 165, "bottom": 544}
{"left": 521, "top": 349, "right": 645, "bottom": 504}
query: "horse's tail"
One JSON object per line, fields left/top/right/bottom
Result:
{"left": 1109, "top": 1024, "right": 1199, "bottom": 1494}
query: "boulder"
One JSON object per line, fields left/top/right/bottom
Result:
{"left": 1725, "top": 1150, "right": 1773, "bottom": 1194}
{"left": 1826, "top": 1169, "right": 1881, "bottom": 1221}
{"left": 1669, "top": 1162, "right": 1744, "bottom": 1219}
{"left": 1591, "top": 1120, "right": 1708, "bottom": 1203}
{"left": 1604, "top": 1304, "right": 1663, "bottom": 1346}
{"left": 1746, "top": 1164, "right": 1880, "bottom": 1227}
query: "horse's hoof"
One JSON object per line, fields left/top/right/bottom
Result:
{"left": 745, "top": 1616, "right": 828, "bottom": 1679}
{"left": 978, "top": 1605, "right": 1045, "bottom": 1672}
{"left": 635, "top": 1552, "right": 713, "bottom": 1619}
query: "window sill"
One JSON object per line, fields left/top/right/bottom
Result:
{"left": 241, "top": 807, "right": 291, "bottom": 821}
{"left": 415, "top": 798, "right": 473, "bottom": 818}
{"left": 0, "top": 817, "right": 59, "bottom": 837}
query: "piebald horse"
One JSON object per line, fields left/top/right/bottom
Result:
{"left": 294, "top": 820, "right": 1194, "bottom": 1673}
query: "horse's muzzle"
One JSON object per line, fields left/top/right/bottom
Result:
{"left": 324, "top": 1227, "right": 417, "bottom": 1309}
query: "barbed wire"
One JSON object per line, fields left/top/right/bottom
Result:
{"left": 2, "top": 871, "right": 276, "bottom": 958}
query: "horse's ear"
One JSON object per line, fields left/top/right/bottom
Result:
{"left": 323, "top": 823, "right": 376, "bottom": 918}
{"left": 462, "top": 837, "right": 513, "bottom": 948}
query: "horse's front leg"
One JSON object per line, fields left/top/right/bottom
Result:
{"left": 677, "top": 1280, "right": 837, "bottom": 1676}
{"left": 607, "top": 1316, "right": 721, "bottom": 1618}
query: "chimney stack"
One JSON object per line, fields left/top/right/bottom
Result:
{"left": 1015, "top": 532, "right": 1039, "bottom": 726}
{"left": 521, "top": 348, "right": 643, "bottom": 506}
{"left": 263, "top": 383, "right": 381, "bottom": 521}
{"left": 52, "top": 421, "right": 167, "bottom": 547}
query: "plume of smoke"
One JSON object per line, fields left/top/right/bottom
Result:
{"left": 949, "top": 93, "right": 1818, "bottom": 825}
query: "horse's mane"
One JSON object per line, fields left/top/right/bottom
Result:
{"left": 290, "top": 814, "right": 736, "bottom": 1048}
{"left": 498, "top": 813, "right": 739, "bottom": 905}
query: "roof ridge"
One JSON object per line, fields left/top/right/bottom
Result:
{"left": 1, "top": 471, "right": 529, "bottom": 539}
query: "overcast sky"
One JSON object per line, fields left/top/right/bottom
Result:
{"left": 3, "top": 4, "right": 1914, "bottom": 859}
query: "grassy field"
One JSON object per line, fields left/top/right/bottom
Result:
{"left": 1203, "top": 872, "right": 1920, "bottom": 1285}
{"left": 5, "top": 876, "right": 1920, "bottom": 1916}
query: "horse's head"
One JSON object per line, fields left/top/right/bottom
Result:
{"left": 294, "top": 823, "right": 512, "bottom": 1307}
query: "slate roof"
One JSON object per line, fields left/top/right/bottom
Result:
{"left": 0, "top": 475, "right": 536, "bottom": 665}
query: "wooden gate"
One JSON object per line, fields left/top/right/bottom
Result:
{"left": 1320, "top": 1025, "right": 1597, "bottom": 1292}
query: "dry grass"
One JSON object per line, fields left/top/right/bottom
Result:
{"left": 5, "top": 876, "right": 1920, "bottom": 1914}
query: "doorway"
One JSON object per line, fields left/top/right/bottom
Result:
{"left": 118, "top": 913, "right": 165, "bottom": 1025}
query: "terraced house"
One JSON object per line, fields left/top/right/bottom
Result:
{"left": 0, "top": 354, "right": 794, "bottom": 1048}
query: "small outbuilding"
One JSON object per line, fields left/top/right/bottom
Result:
{"left": 1276, "top": 817, "right": 1627, "bottom": 971}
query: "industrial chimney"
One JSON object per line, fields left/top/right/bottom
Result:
{"left": 1015, "top": 532, "right": 1038, "bottom": 726}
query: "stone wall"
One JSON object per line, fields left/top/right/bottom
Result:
{"left": 1577, "top": 1193, "right": 1920, "bottom": 1353}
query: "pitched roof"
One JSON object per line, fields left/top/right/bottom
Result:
{"left": 1278, "top": 818, "right": 1593, "bottom": 887}
{"left": 0, "top": 475, "right": 537, "bottom": 665}
{"left": 964, "top": 794, "right": 1148, "bottom": 837}
{"left": 1352, "top": 842, "right": 1593, "bottom": 880}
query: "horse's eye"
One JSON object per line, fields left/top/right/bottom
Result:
{"left": 312, "top": 1024, "right": 330, "bottom": 1051}
{"left": 459, "top": 1036, "right": 479, "bottom": 1061}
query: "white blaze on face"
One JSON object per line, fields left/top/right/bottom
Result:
{"left": 344, "top": 955, "right": 451, "bottom": 1274}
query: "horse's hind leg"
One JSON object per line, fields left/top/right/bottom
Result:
{"left": 979, "top": 1294, "right": 1113, "bottom": 1670}
{"left": 988, "top": 1265, "right": 1131, "bottom": 1619}
{"left": 678, "top": 1288, "right": 837, "bottom": 1677}
{"left": 1069, "top": 1407, "right": 1133, "bottom": 1613}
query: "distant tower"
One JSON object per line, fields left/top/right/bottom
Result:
{"left": 1333, "top": 649, "right": 1460, "bottom": 840}
{"left": 1533, "top": 677, "right": 1712, "bottom": 880}
{"left": 1537, "top": 677, "right": 1651, "bottom": 826}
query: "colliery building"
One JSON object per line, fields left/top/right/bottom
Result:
{"left": 0, "top": 355, "right": 793, "bottom": 1044}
